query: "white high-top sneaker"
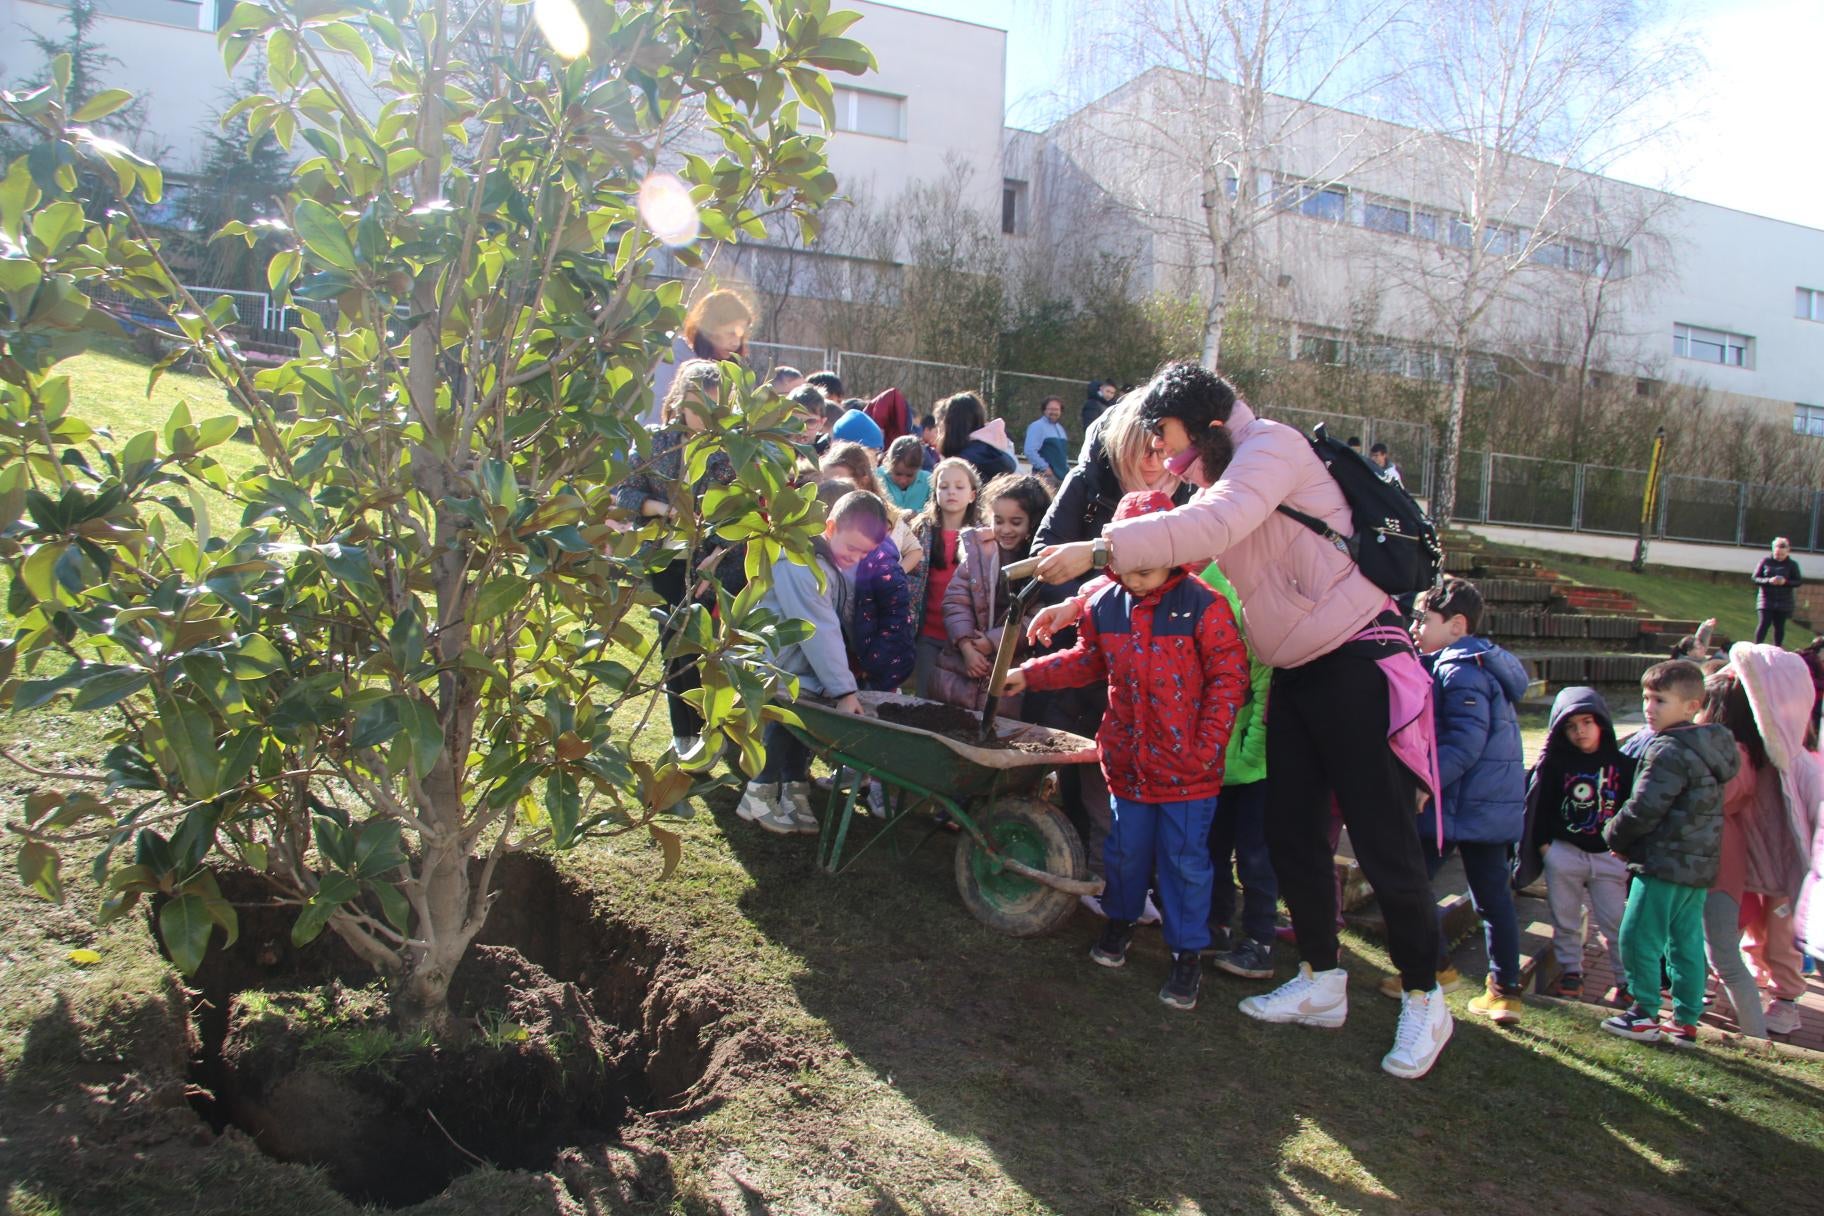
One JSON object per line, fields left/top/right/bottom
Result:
{"left": 1382, "top": 985, "right": 1454, "bottom": 1079}
{"left": 1237, "top": 963, "right": 1348, "bottom": 1028}
{"left": 735, "top": 781, "right": 799, "bottom": 835}
{"left": 782, "top": 781, "right": 820, "bottom": 834}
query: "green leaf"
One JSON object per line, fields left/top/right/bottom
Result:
{"left": 314, "top": 21, "right": 374, "bottom": 73}
{"left": 350, "top": 819, "right": 405, "bottom": 878}
{"left": 18, "top": 841, "right": 62, "bottom": 902}
{"left": 194, "top": 415, "right": 239, "bottom": 450}
{"left": 399, "top": 698, "right": 442, "bottom": 780}
{"left": 472, "top": 574, "right": 529, "bottom": 623}
{"left": 158, "top": 893, "right": 214, "bottom": 974}
{"left": 71, "top": 88, "right": 134, "bottom": 122}
{"left": 157, "top": 692, "right": 222, "bottom": 798}
{"left": 371, "top": 879, "right": 410, "bottom": 932}
{"left": 291, "top": 872, "right": 359, "bottom": 946}
{"left": 292, "top": 199, "right": 357, "bottom": 271}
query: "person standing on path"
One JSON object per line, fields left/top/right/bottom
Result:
{"left": 1752, "top": 538, "right": 1802, "bottom": 646}
{"left": 1026, "top": 362, "right": 1452, "bottom": 1080}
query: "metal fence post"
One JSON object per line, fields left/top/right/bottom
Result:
{"left": 1736, "top": 483, "right": 1750, "bottom": 547}
{"left": 1813, "top": 491, "right": 1823, "bottom": 553}
{"left": 1481, "top": 451, "right": 1492, "bottom": 522}
{"left": 1571, "top": 463, "right": 1585, "bottom": 531}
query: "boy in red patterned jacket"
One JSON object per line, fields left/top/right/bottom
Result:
{"left": 1002, "top": 491, "right": 1248, "bottom": 1010}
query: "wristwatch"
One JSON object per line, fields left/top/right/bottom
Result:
{"left": 1090, "top": 537, "right": 1110, "bottom": 569}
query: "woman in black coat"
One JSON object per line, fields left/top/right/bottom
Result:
{"left": 1028, "top": 395, "right": 1191, "bottom": 891}
{"left": 1752, "top": 536, "right": 1803, "bottom": 646}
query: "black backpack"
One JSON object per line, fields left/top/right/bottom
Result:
{"left": 1274, "top": 423, "right": 1443, "bottom": 596}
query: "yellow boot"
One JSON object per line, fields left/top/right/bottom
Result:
{"left": 1468, "top": 975, "right": 1524, "bottom": 1025}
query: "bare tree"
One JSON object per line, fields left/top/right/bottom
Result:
{"left": 1389, "top": 0, "right": 1692, "bottom": 524}
{"left": 1056, "top": 0, "right": 1407, "bottom": 369}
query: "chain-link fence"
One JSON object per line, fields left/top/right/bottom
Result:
{"left": 748, "top": 341, "right": 829, "bottom": 377}
{"left": 1453, "top": 451, "right": 1488, "bottom": 522}
{"left": 833, "top": 352, "right": 988, "bottom": 416}
{"left": 987, "top": 370, "right": 1083, "bottom": 439}
{"left": 1576, "top": 465, "right": 1650, "bottom": 536}
{"left": 1743, "top": 483, "right": 1813, "bottom": 548}
{"left": 1364, "top": 417, "right": 1433, "bottom": 499}
{"left": 1662, "top": 475, "right": 1742, "bottom": 545}
{"left": 1487, "top": 454, "right": 1577, "bottom": 529}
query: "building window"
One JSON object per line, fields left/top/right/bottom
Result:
{"left": 1296, "top": 332, "right": 1346, "bottom": 365}
{"left": 1796, "top": 404, "right": 1824, "bottom": 437}
{"left": 1362, "top": 197, "right": 1411, "bottom": 235}
{"left": 1798, "top": 287, "right": 1824, "bottom": 322}
{"left": 1274, "top": 178, "right": 1347, "bottom": 222}
{"left": 1672, "top": 323, "right": 1751, "bottom": 368}
{"left": 831, "top": 86, "right": 905, "bottom": 140}
{"left": 1001, "top": 179, "right": 1027, "bottom": 236}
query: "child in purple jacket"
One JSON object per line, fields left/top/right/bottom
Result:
{"left": 854, "top": 536, "right": 915, "bottom": 692}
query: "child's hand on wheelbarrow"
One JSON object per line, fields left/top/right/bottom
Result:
{"left": 1027, "top": 599, "right": 1083, "bottom": 646}
{"left": 999, "top": 669, "right": 1027, "bottom": 696}
{"left": 834, "top": 693, "right": 863, "bottom": 715}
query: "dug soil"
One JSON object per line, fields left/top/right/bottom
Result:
{"left": 874, "top": 701, "right": 1087, "bottom": 755}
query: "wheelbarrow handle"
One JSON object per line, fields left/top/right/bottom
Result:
{"left": 1001, "top": 554, "right": 1043, "bottom": 580}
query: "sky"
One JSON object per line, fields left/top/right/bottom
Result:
{"left": 880, "top": 0, "right": 1824, "bottom": 230}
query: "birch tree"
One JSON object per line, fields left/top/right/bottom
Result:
{"left": 1058, "top": 0, "right": 1406, "bottom": 370}
{"left": 1391, "top": 0, "right": 1689, "bottom": 523}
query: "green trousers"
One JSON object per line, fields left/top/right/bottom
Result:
{"left": 1618, "top": 875, "right": 1709, "bottom": 1025}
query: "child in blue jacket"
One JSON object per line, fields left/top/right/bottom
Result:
{"left": 852, "top": 533, "right": 915, "bottom": 691}
{"left": 1406, "top": 577, "right": 1530, "bottom": 1024}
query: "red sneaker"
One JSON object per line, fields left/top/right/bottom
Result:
{"left": 1660, "top": 1020, "right": 1698, "bottom": 1048}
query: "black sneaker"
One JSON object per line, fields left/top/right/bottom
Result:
{"left": 1090, "top": 920, "right": 1136, "bottom": 968}
{"left": 1213, "top": 936, "right": 1275, "bottom": 979}
{"left": 1160, "top": 950, "right": 1202, "bottom": 1010}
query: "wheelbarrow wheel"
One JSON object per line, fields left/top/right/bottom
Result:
{"left": 953, "top": 797, "right": 1086, "bottom": 937}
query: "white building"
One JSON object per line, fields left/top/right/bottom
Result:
{"left": 1013, "top": 66, "right": 1824, "bottom": 436}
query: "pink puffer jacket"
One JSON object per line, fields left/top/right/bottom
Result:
{"left": 1102, "top": 401, "right": 1387, "bottom": 670}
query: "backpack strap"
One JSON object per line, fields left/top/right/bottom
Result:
{"left": 1275, "top": 503, "right": 1357, "bottom": 559}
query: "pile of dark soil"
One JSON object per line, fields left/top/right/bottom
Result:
{"left": 874, "top": 701, "right": 1088, "bottom": 755}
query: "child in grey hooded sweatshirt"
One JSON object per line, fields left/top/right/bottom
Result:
{"left": 734, "top": 492, "right": 885, "bottom": 835}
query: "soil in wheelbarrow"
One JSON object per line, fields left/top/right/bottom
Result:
{"left": 875, "top": 702, "right": 1085, "bottom": 754}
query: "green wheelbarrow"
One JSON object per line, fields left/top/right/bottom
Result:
{"left": 784, "top": 691, "right": 1105, "bottom": 937}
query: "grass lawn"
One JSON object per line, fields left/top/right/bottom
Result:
{"left": 1523, "top": 550, "right": 1816, "bottom": 651}
{"left": 3, "top": 347, "right": 1822, "bottom": 1215}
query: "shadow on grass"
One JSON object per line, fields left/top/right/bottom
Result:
{"left": 708, "top": 794, "right": 1824, "bottom": 1216}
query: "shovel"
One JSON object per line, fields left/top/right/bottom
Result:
{"left": 978, "top": 555, "right": 1044, "bottom": 739}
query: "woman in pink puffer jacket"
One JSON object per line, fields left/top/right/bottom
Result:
{"left": 1030, "top": 362, "right": 1449, "bottom": 1080}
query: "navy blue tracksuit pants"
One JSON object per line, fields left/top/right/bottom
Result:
{"left": 1106, "top": 794, "right": 1218, "bottom": 954}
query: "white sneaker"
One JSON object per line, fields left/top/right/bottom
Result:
{"left": 865, "top": 779, "right": 889, "bottom": 818}
{"left": 1079, "top": 893, "right": 1107, "bottom": 919}
{"left": 782, "top": 781, "right": 819, "bottom": 834}
{"left": 735, "top": 782, "right": 799, "bottom": 835}
{"left": 1238, "top": 963, "right": 1348, "bottom": 1029}
{"left": 1382, "top": 986, "right": 1454, "bottom": 1079}
{"left": 1138, "top": 894, "right": 1163, "bottom": 926}
{"left": 1765, "top": 998, "right": 1802, "bottom": 1036}
{"left": 672, "top": 734, "right": 701, "bottom": 756}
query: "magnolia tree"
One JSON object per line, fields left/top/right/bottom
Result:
{"left": 0, "top": 0, "right": 871, "bottom": 1035}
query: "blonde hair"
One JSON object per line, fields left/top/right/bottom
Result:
{"left": 1102, "top": 392, "right": 1181, "bottom": 496}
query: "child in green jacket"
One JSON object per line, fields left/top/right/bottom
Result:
{"left": 1202, "top": 562, "right": 1277, "bottom": 980}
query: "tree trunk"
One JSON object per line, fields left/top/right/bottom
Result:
{"left": 1433, "top": 346, "right": 1473, "bottom": 527}
{"left": 392, "top": 836, "right": 479, "bottom": 1038}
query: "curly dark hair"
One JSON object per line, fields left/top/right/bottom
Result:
{"left": 1137, "top": 362, "right": 1238, "bottom": 478}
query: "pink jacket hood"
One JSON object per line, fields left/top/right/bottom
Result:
{"left": 969, "top": 417, "right": 1013, "bottom": 454}
{"left": 1731, "top": 642, "right": 1824, "bottom": 956}
{"left": 1102, "top": 400, "right": 1388, "bottom": 668}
